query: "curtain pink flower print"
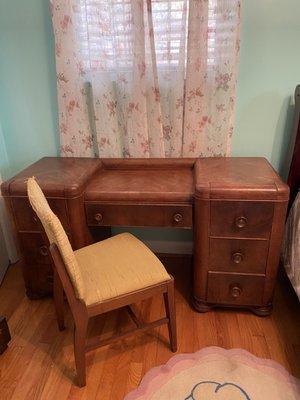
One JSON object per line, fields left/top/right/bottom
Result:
{"left": 50, "top": 0, "right": 241, "bottom": 158}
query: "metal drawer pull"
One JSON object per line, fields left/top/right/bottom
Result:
{"left": 173, "top": 213, "right": 183, "bottom": 223}
{"left": 94, "top": 213, "right": 103, "bottom": 223}
{"left": 230, "top": 285, "right": 242, "bottom": 298}
{"left": 232, "top": 252, "right": 244, "bottom": 264}
{"left": 39, "top": 245, "right": 48, "bottom": 257}
{"left": 235, "top": 216, "right": 247, "bottom": 228}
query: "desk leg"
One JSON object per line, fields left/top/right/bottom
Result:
{"left": 193, "top": 298, "right": 212, "bottom": 313}
{"left": 67, "top": 195, "right": 94, "bottom": 249}
{"left": 193, "top": 197, "right": 210, "bottom": 312}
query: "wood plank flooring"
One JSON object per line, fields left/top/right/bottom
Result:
{"left": 0, "top": 258, "right": 300, "bottom": 400}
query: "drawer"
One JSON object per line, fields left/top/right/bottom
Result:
{"left": 207, "top": 272, "right": 265, "bottom": 306}
{"left": 19, "top": 233, "right": 52, "bottom": 265}
{"left": 22, "top": 263, "right": 53, "bottom": 297}
{"left": 209, "top": 238, "right": 269, "bottom": 274}
{"left": 85, "top": 203, "right": 193, "bottom": 228}
{"left": 12, "top": 198, "right": 69, "bottom": 232}
{"left": 210, "top": 201, "right": 274, "bottom": 239}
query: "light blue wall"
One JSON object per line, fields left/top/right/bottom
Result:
{"left": 0, "top": 121, "right": 11, "bottom": 180}
{"left": 233, "top": 0, "right": 300, "bottom": 175}
{"left": 0, "top": 0, "right": 59, "bottom": 177}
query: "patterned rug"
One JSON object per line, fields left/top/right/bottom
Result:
{"left": 124, "top": 347, "right": 300, "bottom": 400}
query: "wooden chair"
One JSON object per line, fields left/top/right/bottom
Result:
{"left": 27, "top": 177, "right": 177, "bottom": 387}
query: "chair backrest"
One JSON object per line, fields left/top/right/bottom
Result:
{"left": 27, "top": 177, "right": 85, "bottom": 300}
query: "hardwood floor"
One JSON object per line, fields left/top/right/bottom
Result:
{"left": 0, "top": 258, "right": 300, "bottom": 399}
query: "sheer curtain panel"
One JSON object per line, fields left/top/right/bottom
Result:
{"left": 50, "top": 0, "right": 241, "bottom": 157}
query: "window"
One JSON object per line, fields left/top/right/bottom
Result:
{"left": 75, "top": 0, "right": 238, "bottom": 72}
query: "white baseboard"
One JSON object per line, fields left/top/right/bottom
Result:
{"left": 144, "top": 239, "right": 193, "bottom": 255}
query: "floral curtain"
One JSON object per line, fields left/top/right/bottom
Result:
{"left": 50, "top": 0, "right": 241, "bottom": 158}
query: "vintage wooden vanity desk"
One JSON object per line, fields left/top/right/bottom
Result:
{"left": 1, "top": 157, "right": 289, "bottom": 315}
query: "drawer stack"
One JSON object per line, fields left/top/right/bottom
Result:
{"left": 10, "top": 197, "right": 69, "bottom": 298}
{"left": 1, "top": 156, "right": 103, "bottom": 299}
{"left": 193, "top": 157, "right": 289, "bottom": 315}
{"left": 207, "top": 201, "right": 273, "bottom": 306}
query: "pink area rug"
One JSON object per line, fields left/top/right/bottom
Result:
{"left": 124, "top": 347, "right": 300, "bottom": 400}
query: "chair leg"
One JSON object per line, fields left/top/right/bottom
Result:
{"left": 163, "top": 282, "right": 177, "bottom": 353}
{"left": 53, "top": 269, "right": 65, "bottom": 331}
{"left": 74, "top": 317, "right": 88, "bottom": 387}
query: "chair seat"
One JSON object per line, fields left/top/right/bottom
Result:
{"left": 74, "top": 233, "right": 171, "bottom": 306}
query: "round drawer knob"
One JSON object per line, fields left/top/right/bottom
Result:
{"left": 173, "top": 213, "right": 183, "bottom": 223}
{"left": 235, "top": 216, "right": 247, "bottom": 229}
{"left": 232, "top": 252, "right": 244, "bottom": 264}
{"left": 230, "top": 285, "right": 242, "bottom": 298}
{"left": 39, "top": 245, "right": 48, "bottom": 257}
{"left": 94, "top": 213, "right": 103, "bottom": 223}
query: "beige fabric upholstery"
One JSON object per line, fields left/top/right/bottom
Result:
{"left": 27, "top": 177, "right": 85, "bottom": 300}
{"left": 74, "top": 232, "right": 171, "bottom": 306}
{"left": 27, "top": 178, "right": 171, "bottom": 306}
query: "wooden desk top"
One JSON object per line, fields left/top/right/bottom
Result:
{"left": 1, "top": 157, "right": 101, "bottom": 198}
{"left": 85, "top": 160, "right": 195, "bottom": 203}
{"left": 1, "top": 156, "right": 289, "bottom": 202}
{"left": 194, "top": 157, "right": 289, "bottom": 201}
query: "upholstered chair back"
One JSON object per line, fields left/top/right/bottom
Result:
{"left": 27, "top": 177, "right": 85, "bottom": 300}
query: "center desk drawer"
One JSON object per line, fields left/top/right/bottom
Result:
{"left": 210, "top": 201, "right": 274, "bottom": 239}
{"left": 85, "top": 203, "right": 193, "bottom": 228}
